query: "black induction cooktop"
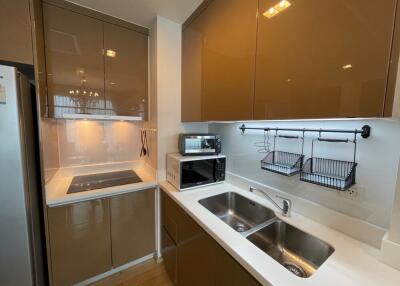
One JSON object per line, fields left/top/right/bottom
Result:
{"left": 67, "top": 170, "right": 142, "bottom": 194}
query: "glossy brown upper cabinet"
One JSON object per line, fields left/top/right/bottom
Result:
{"left": 43, "top": 3, "right": 105, "bottom": 116}
{"left": 42, "top": 0, "right": 149, "bottom": 118}
{"left": 182, "top": 0, "right": 400, "bottom": 121}
{"left": 254, "top": 0, "right": 398, "bottom": 119}
{"left": 104, "top": 23, "right": 148, "bottom": 118}
{"left": 0, "top": 0, "right": 33, "bottom": 64}
{"left": 182, "top": 0, "right": 258, "bottom": 121}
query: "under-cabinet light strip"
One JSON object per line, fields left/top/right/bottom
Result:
{"left": 62, "top": 113, "right": 143, "bottom": 121}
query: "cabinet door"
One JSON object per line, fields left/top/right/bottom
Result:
{"left": 48, "top": 199, "right": 112, "bottom": 286}
{"left": 161, "top": 190, "right": 216, "bottom": 285}
{"left": 104, "top": 23, "right": 148, "bottom": 118}
{"left": 254, "top": 0, "right": 398, "bottom": 119}
{"left": 161, "top": 227, "right": 178, "bottom": 284}
{"left": 201, "top": 0, "right": 258, "bottom": 121}
{"left": 182, "top": 0, "right": 258, "bottom": 122}
{"left": 43, "top": 3, "right": 105, "bottom": 117}
{"left": 182, "top": 8, "right": 205, "bottom": 122}
{"left": 161, "top": 189, "right": 261, "bottom": 286}
{"left": 110, "top": 189, "right": 155, "bottom": 267}
{"left": 177, "top": 227, "right": 216, "bottom": 286}
{"left": 0, "top": 0, "right": 33, "bottom": 64}
{"left": 215, "top": 244, "right": 261, "bottom": 286}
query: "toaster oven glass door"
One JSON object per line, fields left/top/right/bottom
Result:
{"left": 185, "top": 137, "right": 216, "bottom": 154}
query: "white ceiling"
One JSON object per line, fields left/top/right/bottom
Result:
{"left": 66, "top": 0, "right": 204, "bottom": 28}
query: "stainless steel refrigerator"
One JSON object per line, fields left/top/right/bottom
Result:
{"left": 0, "top": 65, "right": 47, "bottom": 285}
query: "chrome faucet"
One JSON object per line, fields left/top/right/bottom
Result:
{"left": 249, "top": 187, "right": 292, "bottom": 217}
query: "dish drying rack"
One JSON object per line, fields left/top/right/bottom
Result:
{"left": 300, "top": 138, "right": 357, "bottom": 191}
{"left": 241, "top": 124, "right": 371, "bottom": 191}
{"left": 261, "top": 133, "right": 305, "bottom": 176}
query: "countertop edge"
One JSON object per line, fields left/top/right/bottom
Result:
{"left": 47, "top": 181, "right": 158, "bottom": 207}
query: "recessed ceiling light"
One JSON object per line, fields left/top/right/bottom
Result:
{"left": 342, "top": 64, "right": 353, "bottom": 70}
{"left": 106, "top": 49, "right": 117, "bottom": 58}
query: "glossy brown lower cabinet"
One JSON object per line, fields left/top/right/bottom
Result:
{"left": 47, "top": 199, "right": 112, "bottom": 286}
{"left": 48, "top": 188, "right": 156, "bottom": 286}
{"left": 161, "top": 190, "right": 261, "bottom": 286}
{"left": 110, "top": 189, "right": 156, "bottom": 267}
{"left": 161, "top": 227, "right": 178, "bottom": 284}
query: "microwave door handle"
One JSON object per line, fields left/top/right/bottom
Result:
{"left": 213, "top": 159, "right": 220, "bottom": 181}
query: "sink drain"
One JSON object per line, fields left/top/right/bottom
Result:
{"left": 233, "top": 222, "right": 249, "bottom": 232}
{"left": 282, "top": 262, "right": 307, "bottom": 278}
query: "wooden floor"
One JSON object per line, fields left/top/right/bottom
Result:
{"left": 91, "top": 259, "right": 173, "bottom": 286}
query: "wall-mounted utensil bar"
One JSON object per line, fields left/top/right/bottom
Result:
{"left": 239, "top": 124, "right": 371, "bottom": 139}
{"left": 241, "top": 124, "right": 371, "bottom": 191}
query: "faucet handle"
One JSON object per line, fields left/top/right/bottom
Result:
{"left": 276, "top": 195, "right": 292, "bottom": 217}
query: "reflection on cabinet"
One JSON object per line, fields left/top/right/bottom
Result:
{"left": 161, "top": 190, "right": 261, "bottom": 286}
{"left": 161, "top": 227, "right": 178, "bottom": 284}
{"left": 182, "top": 0, "right": 258, "bottom": 121}
{"left": 254, "top": 0, "right": 398, "bottom": 119}
{"left": 42, "top": 0, "right": 149, "bottom": 118}
{"left": 104, "top": 23, "right": 148, "bottom": 117}
{"left": 110, "top": 189, "right": 155, "bottom": 267}
{"left": 182, "top": 0, "right": 400, "bottom": 121}
{"left": 43, "top": 3, "right": 105, "bottom": 116}
{"left": 48, "top": 199, "right": 112, "bottom": 286}
{"left": 0, "top": 0, "right": 33, "bottom": 64}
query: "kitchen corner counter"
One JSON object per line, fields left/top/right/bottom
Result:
{"left": 46, "top": 162, "right": 157, "bottom": 207}
{"left": 159, "top": 181, "right": 400, "bottom": 286}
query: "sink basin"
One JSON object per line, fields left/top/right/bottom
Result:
{"left": 199, "top": 192, "right": 276, "bottom": 233}
{"left": 247, "top": 220, "right": 334, "bottom": 278}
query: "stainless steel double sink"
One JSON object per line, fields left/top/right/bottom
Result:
{"left": 199, "top": 192, "right": 334, "bottom": 278}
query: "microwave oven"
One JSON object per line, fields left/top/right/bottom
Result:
{"left": 166, "top": 153, "right": 226, "bottom": 191}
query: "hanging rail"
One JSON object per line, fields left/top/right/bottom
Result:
{"left": 239, "top": 124, "right": 371, "bottom": 139}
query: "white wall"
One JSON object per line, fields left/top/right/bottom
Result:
{"left": 152, "top": 16, "right": 207, "bottom": 180}
{"left": 210, "top": 119, "right": 400, "bottom": 229}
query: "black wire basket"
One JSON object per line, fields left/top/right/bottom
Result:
{"left": 300, "top": 138, "right": 357, "bottom": 191}
{"left": 261, "top": 151, "right": 304, "bottom": 176}
{"left": 261, "top": 134, "right": 305, "bottom": 176}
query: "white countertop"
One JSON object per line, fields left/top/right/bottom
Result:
{"left": 46, "top": 161, "right": 157, "bottom": 207}
{"left": 159, "top": 180, "right": 400, "bottom": 286}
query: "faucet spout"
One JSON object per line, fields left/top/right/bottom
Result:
{"left": 249, "top": 187, "right": 292, "bottom": 217}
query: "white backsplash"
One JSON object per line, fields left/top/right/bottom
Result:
{"left": 209, "top": 118, "right": 400, "bottom": 229}
{"left": 57, "top": 120, "right": 143, "bottom": 167}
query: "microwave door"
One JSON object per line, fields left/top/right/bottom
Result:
{"left": 180, "top": 160, "right": 214, "bottom": 189}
